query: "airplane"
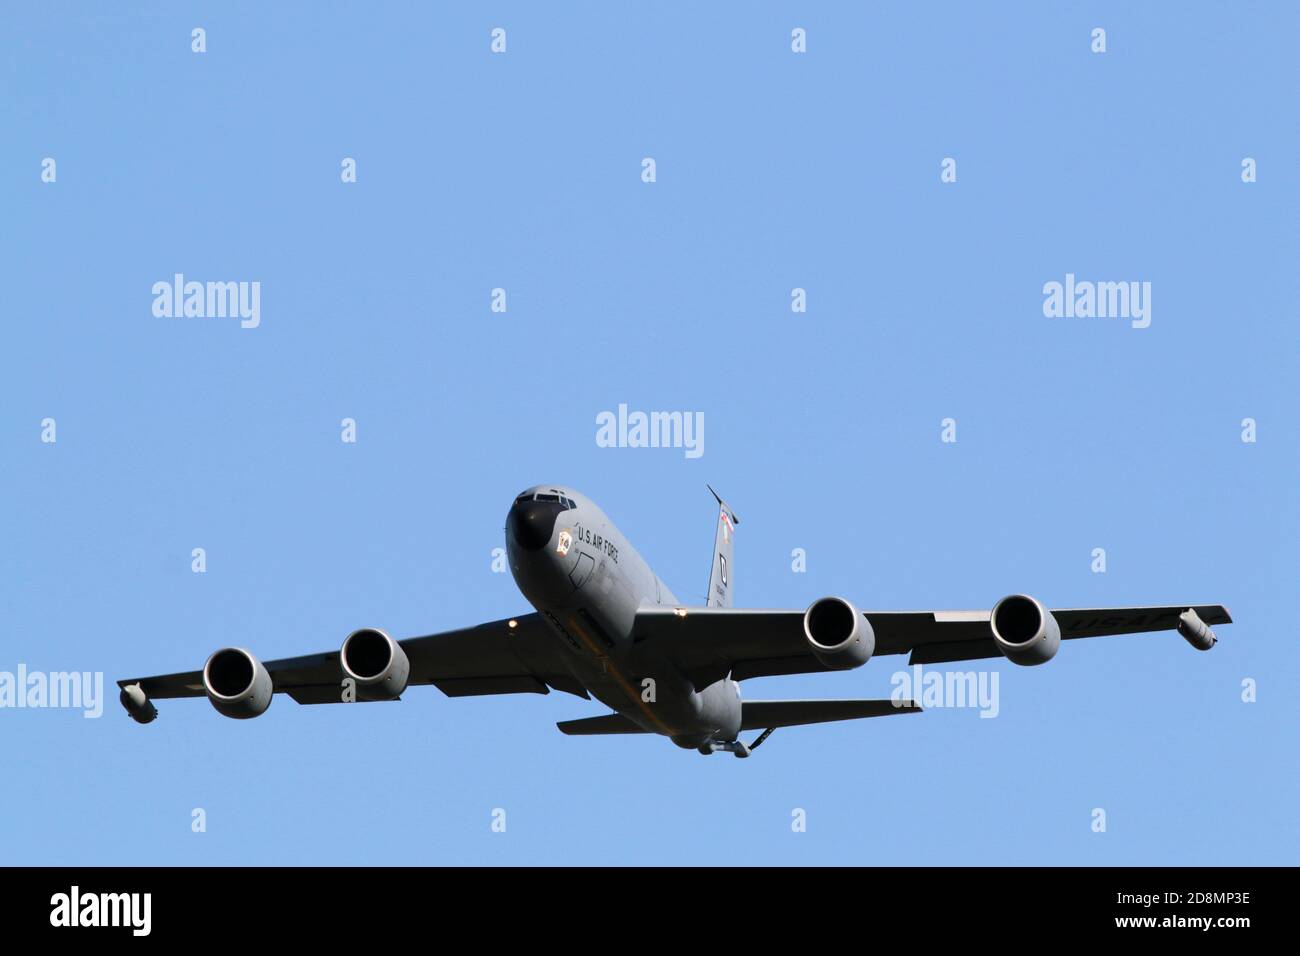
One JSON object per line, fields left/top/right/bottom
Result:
{"left": 119, "top": 484, "right": 1232, "bottom": 757}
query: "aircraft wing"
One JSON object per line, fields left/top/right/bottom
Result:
{"left": 632, "top": 603, "right": 1232, "bottom": 690}
{"left": 117, "top": 613, "right": 590, "bottom": 706}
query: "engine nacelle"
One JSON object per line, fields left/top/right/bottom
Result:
{"left": 340, "top": 627, "right": 410, "bottom": 699}
{"left": 203, "top": 647, "right": 273, "bottom": 719}
{"left": 803, "top": 597, "right": 874, "bottom": 670}
{"left": 990, "top": 594, "right": 1060, "bottom": 666}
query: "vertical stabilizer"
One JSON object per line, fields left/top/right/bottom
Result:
{"left": 705, "top": 486, "right": 739, "bottom": 607}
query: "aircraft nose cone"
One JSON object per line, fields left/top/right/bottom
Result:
{"left": 508, "top": 498, "right": 564, "bottom": 552}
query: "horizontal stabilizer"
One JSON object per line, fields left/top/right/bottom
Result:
{"left": 556, "top": 713, "right": 648, "bottom": 735}
{"left": 740, "top": 698, "right": 920, "bottom": 731}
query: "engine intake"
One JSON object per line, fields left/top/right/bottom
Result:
{"left": 340, "top": 628, "right": 410, "bottom": 699}
{"left": 990, "top": 594, "right": 1060, "bottom": 666}
{"left": 803, "top": 597, "right": 874, "bottom": 670}
{"left": 203, "top": 647, "right": 273, "bottom": 719}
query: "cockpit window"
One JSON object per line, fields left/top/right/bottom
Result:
{"left": 517, "top": 492, "right": 575, "bottom": 509}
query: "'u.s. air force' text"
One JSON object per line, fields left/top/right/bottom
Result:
{"left": 573, "top": 525, "right": 619, "bottom": 563}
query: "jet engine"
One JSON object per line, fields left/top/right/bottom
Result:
{"left": 990, "top": 594, "right": 1060, "bottom": 666}
{"left": 340, "top": 627, "right": 410, "bottom": 699}
{"left": 203, "top": 647, "right": 274, "bottom": 719}
{"left": 803, "top": 597, "right": 875, "bottom": 670}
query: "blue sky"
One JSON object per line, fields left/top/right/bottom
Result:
{"left": 2, "top": 2, "right": 1296, "bottom": 865}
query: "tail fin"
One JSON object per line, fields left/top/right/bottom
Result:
{"left": 705, "top": 485, "right": 739, "bottom": 607}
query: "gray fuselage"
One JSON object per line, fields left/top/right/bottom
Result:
{"left": 506, "top": 485, "right": 740, "bottom": 747}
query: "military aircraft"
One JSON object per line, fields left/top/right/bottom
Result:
{"left": 119, "top": 485, "right": 1231, "bottom": 757}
